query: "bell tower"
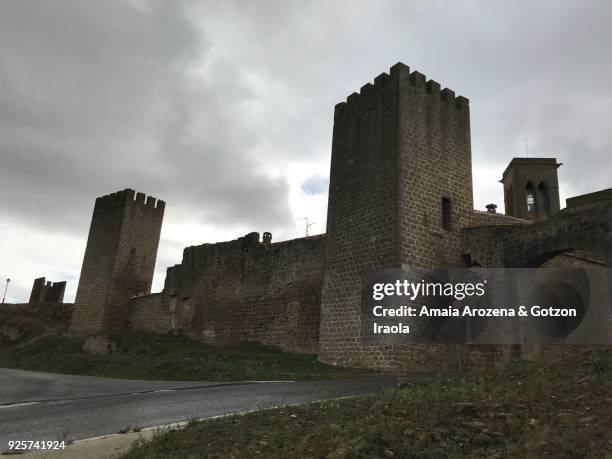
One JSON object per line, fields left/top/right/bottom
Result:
{"left": 501, "top": 158, "right": 561, "bottom": 221}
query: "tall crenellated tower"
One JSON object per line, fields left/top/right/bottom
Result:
{"left": 70, "top": 189, "right": 165, "bottom": 334}
{"left": 319, "top": 62, "right": 473, "bottom": 368}
{"left": 29, "top": 277, "right": 66, "bottom": 303}
{"left": 501, "top": 157, "right": 561, "bottom": 221}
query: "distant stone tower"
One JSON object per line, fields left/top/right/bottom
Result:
{"left": 29, "top": 277, "right": 66, "bottom": 303}
{"left": 319, "top": 63, "right": 473, "bottom": 368}
{"left": 501, "top": 158, "right": 561, "bottom": 221}
{"left": 70, "top": 189, "right": 165, "bottom": 334}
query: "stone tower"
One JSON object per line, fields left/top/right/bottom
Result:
{"left": 29, "top": 277, "right": 66, "bottom": 303}
{"left": 70, "top": 189, "right": 165, "bottom": 334}
{"left": 501, "top": 158, "right": 561, "bottom": 221}
{"left": 319, "top": 63, "right": 473, "bottom": 368}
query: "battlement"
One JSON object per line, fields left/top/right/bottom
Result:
{"left": 132, "top": 189, "right": 165, "bottom": 211}
{"left": 94, "top": 188, "right": 165, "bottom": 213}
{"left": 179, "top": 232, "right": 329, "bottom": 267}
{"left": 334, "top": 62, "right": 469, "bottom": 116}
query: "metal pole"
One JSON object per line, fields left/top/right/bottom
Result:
{"left": 298, "top": 217, "right": 315, "bottom": 237}
{"left": 1, "top": 278, "right": 10, "bottom": 304}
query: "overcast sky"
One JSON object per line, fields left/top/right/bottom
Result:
{"left": 1, "top": 0, "right": 611, "bottom": 302}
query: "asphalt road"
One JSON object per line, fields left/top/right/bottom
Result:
{"left": 0, "top": 368, "right": 396, "bottom": 451}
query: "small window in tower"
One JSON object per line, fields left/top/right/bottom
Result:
{"left": 526, "top": 182, "right": 535, "bottom": 213}
{"left": 442, "top": 197, "right": 452, "bottom": 231}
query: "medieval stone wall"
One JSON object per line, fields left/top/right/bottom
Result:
{"left": 59, "top": 62, "right": 612, "bottom": 371}
{"left": 128, "top": 233, "right": 325, "bottom": 354}
{"left": 468, "top": 210, "right": 531, "bottom": 228}
{"left": 540, "top": 251, "right": 605, "bottom": 268}
{"left": 466, "top": 200, "right": 612, "bottom": 268}
{"left": 128, "top": 293, "right": 171, "bottom": 332}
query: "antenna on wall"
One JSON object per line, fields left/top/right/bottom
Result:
{"left": 525, "top": 137, "right": 529, "bottom": 158}
{"left": 298, "top": 217, "right": 315, "bottom": 237}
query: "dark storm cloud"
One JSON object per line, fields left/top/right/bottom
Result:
{"left": 0, "top": 1, "right": 197, "bottom": 230}
{"left": 1, "top": 0, "right": 612, "bottom": 302}
{"left": 0, "top": 0, "right": 293, "bottom": 234}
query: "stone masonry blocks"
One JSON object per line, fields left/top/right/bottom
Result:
{"left": 70, "top": 189, "right": 165, "bottom": 334}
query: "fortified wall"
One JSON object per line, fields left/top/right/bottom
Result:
{"left": 128, "top": 232, "right": 325, "bottom": 353}
{"left": 465, "top": 197, "right": 612, "bottom": 269}
{"left": 64, "top": 62, "right": 612, "bottom": 371}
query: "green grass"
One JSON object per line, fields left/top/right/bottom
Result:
{"left": 0, "top": 329, "right": 371, "bottom": 381}
{"left": 122, "top": 348, "right": 612, "bottom": 458}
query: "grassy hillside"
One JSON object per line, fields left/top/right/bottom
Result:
{"left": 0, "top": 304, "right": 370, "bottom": 381}
{"left": 123, "top": 348, "right": 611, "bottom": 458}
{"left": 0, "top": 328, "right": 372, "bottom": 381}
